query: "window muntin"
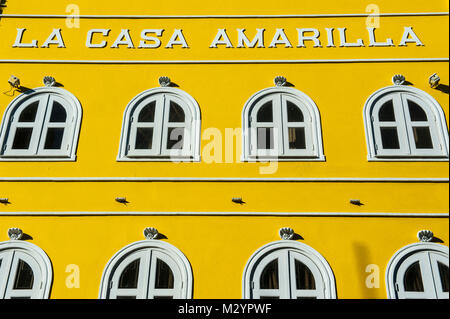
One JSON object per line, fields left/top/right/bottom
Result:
{"left": 0, "top": 88, "right": 81, "bottom": 160}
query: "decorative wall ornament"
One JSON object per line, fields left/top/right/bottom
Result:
{"left": 279, "top": 227, "right": 295, "bottom": 240}
{"left": 274, "top": 76, "right": 287, "bottom": 87}
{"left": 0, "top": 198, "right": 9, "bottom": 204}
{"left": 7, "top": 228, "right": 23, "bottom": 240}
{"left": 417, "top": 230, "right": 434, "bottom": 242}
{"left": 392, "top": 74, "right": 406, "bottom": 85}
{"left": 8, "top": 75, "right": 20, "bottom": 88}
{"left": 144, "top": 227, "right": 159, "bottom": 240}
{"left": 429, "top": 73, "right": 440, "bottom": 88}
{"left": 115, "top": 197, "right": 128, "bottom": 204}
{"left": 43, "top": 76, "right": 56, "bottom": 87}
{"left": 159, "top": 76, "right": 171, "bottom": 87}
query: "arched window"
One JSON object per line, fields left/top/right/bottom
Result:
{"left": 0, "top": 87, "right": 82, "bottom": 161}
{"left": 386, "top": 243, "right": 449, "bottom": 299}
{"left": 242, "top": 87, "right": 324, "bottom": 161}
{"left": 118, "top": 87, "right": 201, "bottom": 161}
{"left": 243, "top": 241, "right": 336, "bottom": 299}
{"left": 0, "top": 240, "right": 53, "bottom": 299}
{"left": 364, "top": 86, "right": 449, "bottom": 160}
{"left": 99, "top": 240, "right": 193, "bottom": 299}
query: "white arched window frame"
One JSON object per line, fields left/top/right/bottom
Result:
{"left": 0, "top": 87, "right": 82, "bottom": 161}
{"left": 242, "top": 241, "right": 336, "bottom": 299}
{"left": 242, "top": 87, "right": 325, "bottom": 161}
{"left": 386, "top": 243, "right": 449, "bottom": 299}
{"left": 364, "top": 86, "right": 449, "bottom": 161}
{"left": 0, "top": 240, "right": 53, "bottom": 299}
{"left": 117, "top": 87, "right": 201, "bottom": 161}
{"left": 99, "top": 240, "right": 193, "bottom": 299}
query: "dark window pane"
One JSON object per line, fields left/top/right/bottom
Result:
{"left": 10, "top": 297, "right": 31, "bottom": 299}
{"left": 12, "top": 128, "right": 33, "bottom": 150}
{"left": 260, "top": 296, "right": 279, "bottom": 299}
{"left": 287, "top": 101, "right": 304, "bottom": 122}
{"left": 380, "top": 127, "right": 400, "bottom": 149}
{"left": 18, "top": 102, "right": 39, "bottom": 122}
{"left": 13, "top": 260, "right": 34, "bottom": 290}
{"left": 257, "top": 102, "right": 273, "bottom": 122}
{"left": 138, "top": 101, "right": 156, "bottom": 123}
{"left": 260, "top": 260, "right": 279, "bottom": 289}
{"left": 154, "top": 296, "right": 174, "bottom": 299}
{"left": 155, "top": 259, "right": 174, "bottom": 289}
{"left": 408, "top": 101, "right": 428, "bottom": 121}
{"left": 169, "top": 102, "right": 185, "bottom": 123}
{"left": 49, "top": 102, "right": 67, "bottom": 123}
{"left": 116, "top": 296, "right": 137, "bottom": 299}
{"left": 288, "top": 127, "right": 306, "bottom": 149}
{"left": 378, "top": 100, "right": 396, "bottom": 122}
{"left": 404, "top": 262, "right": 424, "bottom": 292}
{"left": 298, "top": 297, "right": 317, "bottom": 299}
{"left": 438, "top": 262, "right": 449, "bottom": 292}
{"left": 257, "top": 128, "right": 274, "bottom": 150}
{"left": 413, "top": 127, "right": 433, "bottom": 149}
{"left": 295, "top": 260, "right": 316, "bottom": 290}
{"left": 118, "top": 259, "right": 140, "bottom": 289}
{"left": 44, "top": 128, "right": 64, "bottom": 149}
{"left": 135, "top": 128, "right": 153, "bottom": 149}
{"left": 167, "top": 127, "right": 184, "bottom": 150}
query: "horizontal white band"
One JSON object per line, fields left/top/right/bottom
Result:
{"left": 0, "top": 177, "right": 448, "bottom": 183}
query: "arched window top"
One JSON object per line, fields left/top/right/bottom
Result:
{"left": 242, "top": 240, "right": 336, "bottom": 299}
{"left": 117, "top": 87, "right": 201, "bottom": 162}
{"left": 364, "top": 85, "right": 449, "bottom": 161}
{"left": 99, "top": 240, "right": 193, "bottom": 299}
{"left": 0, "top": 87, "right": 82, "bottom": 161}
{"left": 386, "top": 242, "right": 449, "bottom": 299}
{"left": 0, "top": 240, "right": 53, "bottom": 299}
{"left": 242, "top": 87, "right": 324, "bottom": 161}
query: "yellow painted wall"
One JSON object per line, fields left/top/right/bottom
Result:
{"left": 0, "top": 0, "right": 448, "bottom": 299}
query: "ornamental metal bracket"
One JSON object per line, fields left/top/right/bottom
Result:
{"left": 429, "top": 73, "right": 440, "bottom": 88}
{"left": 8, "top": 228, "right": 23, "bottom": 240}
{"left": 43, "top": 76, "right": 56, "bottom": 87}
{"left": 417, "top": 230, "right": 434, "bottom": 242}
{"left": 279, "top": 227, "right": 295, "bottom": 240}
{"left": 274, "top": 76, "right": 287, "bottom": 87}
{"left": 144, "top": 227, "right": 159, "bottom": 240}
{"left": 392, "top": 74, "right": 406, "bottom": 86}
{"left": 159, "top": 76, "right": 171, "bottom": 87}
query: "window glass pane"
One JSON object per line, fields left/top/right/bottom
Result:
{"left": 12, "top": 128, "right": 33, "bottom": 150}
{"left": 169, "top": 101, "right": 185, "bottom": 123}
{"left": 380, "top": 127, "right": 400, "bottom": 149}
{"left": 13, "top": 260, "right": 34, "bottom": 290}
{"left": 260, "top": 259, "right": 279, "bottom": 289}
{"left": 118, "top": 259, "right": 140, "bottom": 289}
{"left": 44, "top": 128, "right": 64, "bottom": 149}
{"left": 138, "top": 101, "right": 156, "bottom": 122}
{"left": 379, "top": 100, "right": 396, "bottom": 122}
{"left": 49, "top": 102, "right": 67, "bottom": 123}
{"left": 438, "top": 262, "right": 449, "bottom": 293}
{"left": 155, "top": 259, "right": 174, "bottom": 289}
{"left": 295, "top": 260, "right": 316, "bottom": 290}
{"left": 257, "top": 128, "right": 274, "bottom": 150}
{"left": 167, "top": 127, "right": 184, "bottom": 150}
{"left": 288, "top": 127, "right": 306, "bottom": 150}
{"left": 257, "top": 102, "right": 273, "bottom": 122}
{"left": 404, "top": 261, "right": 424, "bottom": 292}
{"left": 408, "top": 101, "right": 428, "bottom": 122}
{"left": 18, "top": 101, "right": 39, "bottom": 122}
{"left": 135, "top": 128, "right": 153, "bottom": 149}
{"left": 413, "top": 127, "right": 433, "bottom": 149}
{"left": 287, "top": 101, "right": 304, "bottom": 122}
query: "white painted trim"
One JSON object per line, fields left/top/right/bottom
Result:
{"left": 0, "top": 240, "right": 53, "bottom": 299}
{"left": 0, "top": 177, "right": 447, "bottom": 183}
{"left": 0, "top": 58, "right": 448, "bottom": 65}
{"left": 242, "top": 240, "right": 337, "bottom": 299}
{"left": 98, "top": 240, "right": 193, "bottom": 299}
{"left": 385, "top": 242, "right": 449, "bottom": 299}
{"left": 0, "top": 12, "right": 448, "bottom": 19}
{"left": 0, "top": 212, "right": 448, "bottom": 217}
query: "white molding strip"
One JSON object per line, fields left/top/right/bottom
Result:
{"left": 0, "top": 211, "right": 448, "bottom": 217}
{"left": 0, "top": 58, "right": 448, "bottom": 65}
{"left": 0, "top": 12, "right": 448, "bottom": 19}
{"left": 0, "top": 177, "right": 448, "bottom": 183}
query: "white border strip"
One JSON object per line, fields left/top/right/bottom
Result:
{"left": 0, "top": 12, "right": 448, "bottom": 19}
{"left": 0, "top": 211, "right": 448, "bottom": 217}
{"left": 0, "top": 58, "right": 448, "bottom": 64}
{"left": 0, "top": 177, "right": 448, "bottom": 183}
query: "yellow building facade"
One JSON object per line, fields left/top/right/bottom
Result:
{"left": 0, "top": 0, "right": 448, "bottom": 299}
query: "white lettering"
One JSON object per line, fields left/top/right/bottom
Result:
{"left": 399, "top": 26, "right": 424, "bottom": 46}
{"left": 237, "top": 28, "right": 265, "bottom": 48}
{"left": 165, "top": 29, "right": 189, "bottom": 48}
{"left": 297, "top": 28, "right": 322, "bottom": 48}
{"left": 12, "top": 28, "right": 38, "bottom": 48}
{"left": 139, "top": 29, "right": 164, "bottom": 48}
{"left": 325, "top": 28, "right": 336, "bottom": 47}
{"left": 111, "top": 29, "right": 135, "bottom": 48}
{"left": 210, "top": 29, "right": 233, "bottom": 48}
{"left": 338, "top": 27, "right": 364, "bottom": 47}
{"left": 269, "top": 28, "right": 293, "bottom": 48}
{"left": 86, "top": 29, "right": 110, "bottom": 48}
{"left": 367, "top": 27, "right": 394, "bottom": 47}
{"left": 41, "top": 28, "right": 65, "bottom": 48}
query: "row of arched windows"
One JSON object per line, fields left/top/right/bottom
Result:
{"left": 0, "top": 237, "right": 448, "bottom": 299}
{"left": 1, "top": 83, "right": 448, "bottom": 161}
